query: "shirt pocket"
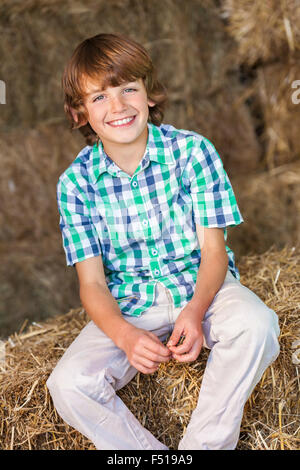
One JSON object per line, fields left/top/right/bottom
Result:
{"left": 172, "top": 201, "right": 195, "bottom": 236}
{"left": 150, "top": 200, "right": 195, "bottom": 238}
{"left": 96, "top": 200, "right": 145, "bottom": 241}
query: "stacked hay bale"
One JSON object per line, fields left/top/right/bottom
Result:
{"left": 221, "top": 0, "right": 300, "bottom": 169}
{"left": 0, "top": 245, "right": 299, "bottom": 450}
{"left": 229, "top": 160, "right": 300, "bottom": 259}
{"left": 0, "top": 124, "right": 83, "bottom": 338}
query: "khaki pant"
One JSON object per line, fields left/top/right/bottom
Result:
{"left": 46, "top": 270, "right": 280, "bottom": 450}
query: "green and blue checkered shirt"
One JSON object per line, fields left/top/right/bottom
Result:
{"left": 57, "top": 123, "right": 244, "bottom": 316}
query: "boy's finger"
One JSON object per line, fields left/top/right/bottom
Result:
{"left": 135, "top": 362, "right": 159, "bottom": 375}
{"left": 147, "top": 333, "right": 171, "bottom": 355}
{"left": 169, "top": 335, "right": 192, "bottom": 355}
{"left": 139, "top": 356, "right": 161, "bottom": 370}
{"left": 144, "top": 336, "right": 171, "bottom": 357}
{"left": 167, "top": 327, "right": 184, "bottom": 348}
{"left": 173, "top": 339, "right": 202, "bottom": 363}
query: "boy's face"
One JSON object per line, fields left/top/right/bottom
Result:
{"left": 81, "top": 77, "right": 155, "bottom": 150}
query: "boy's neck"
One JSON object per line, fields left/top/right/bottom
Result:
{"left": 101, "top": 127, "right": 148, "bottom": 176}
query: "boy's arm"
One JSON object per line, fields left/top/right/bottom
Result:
{"left": 76, "top": 255, "right": 134, "bottom": 348}
{"left": 167, "top": 225, "right": 228, "bottom": 362}
{"left": 189, "top": 224, "right": 229, "bottom": 312}
{"left": 76, "top": 256, "right": 171, "bottom": 373}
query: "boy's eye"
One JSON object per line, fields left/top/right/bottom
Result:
{"left": 92, "top": 87, "right": 137, "bottom": 103}
{"left": 93, "top": 95, "right": 104, "bottom": 102}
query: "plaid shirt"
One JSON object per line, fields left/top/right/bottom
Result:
{"left": 57, "top": 123, "right": 244, "bottom": 316}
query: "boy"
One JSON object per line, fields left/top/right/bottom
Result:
{"left": 46, "top": 33, "right": 280, "bottom": 450}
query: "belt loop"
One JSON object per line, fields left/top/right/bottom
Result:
{"left": 166, "top": 287, "right": 173, "bottom": 305}
{"left": 165, "top": 287, "right": 174, "bottom": 328}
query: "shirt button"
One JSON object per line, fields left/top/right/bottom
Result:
{"left": 154, "top": 269, "right": 160, "bottom": 276}
{"left": 132, "top": 180, "right": 138, "bottom": 187}
{"left": 142, "top": 219, "right": 148, "bottom": 227}
{"left": 151, "top": 248, "right": 158, "bottom": 256}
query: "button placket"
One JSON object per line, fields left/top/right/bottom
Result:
{"left": 130, "top": 177, "right": 151, "bottom": 238}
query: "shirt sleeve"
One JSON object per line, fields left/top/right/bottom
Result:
{"left": 57, "top": 178, "right": 102, "bottom": 266}
{"left": 188, "top": 136, "right": 244, "bottom": 228}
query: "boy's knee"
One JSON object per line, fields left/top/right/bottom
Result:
{"left": 239, "top": 303, "right": 280, "bottom": 360}
{"left": 46, "top": 358, "right": 116, "bottom": 406}
{"left": 223, "top": 299, "right": 280, "bottom": 353}
{"left": 249, "top": 305, "right": 279, "bottom": 340}
{"left": 46, "top": 359, "right": 75, "bottom": 399}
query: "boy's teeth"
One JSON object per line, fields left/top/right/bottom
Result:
{"left": 109, "top": 117, "right": 134, "bottom": 126}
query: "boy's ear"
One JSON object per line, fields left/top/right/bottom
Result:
{"left": 70, "top": 107, "right": 79, "bottom": 123}
{"left": 148, "top": 99, "right": 156, "bottom": 108}
{"left": 70, "top": 107, "right": 88, "bottom": 126}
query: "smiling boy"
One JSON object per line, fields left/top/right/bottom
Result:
{"left": 82, "top": 77, "right": 153, "bottom": 176}
{"left": 46, "top": 33, "right": 280, "bottom": 450}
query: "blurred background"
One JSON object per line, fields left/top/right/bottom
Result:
{"left": 0, "top": 0, "right": 299, "bottom": 339}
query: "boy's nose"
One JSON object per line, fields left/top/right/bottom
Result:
{"left": 110, "top": 96, "right": 127, "bottom": 114}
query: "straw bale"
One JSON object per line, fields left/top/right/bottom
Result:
{"left": 193, "top": 76, "right": 261, "bottom": 175}
{"left": 253, "top": 61, "right": 300, "bottom": 170}
{"left": 219, "top": 1, "right": 300, "bottom": 170}
{"left": 0, "top": 244, "right": 299, "bottom": 450}
{"left": 0, "top": 122, "right": 83, "bottom": 243}
{"left": 0, "top": 237, "right": 80, "bottom": 340}
{"left": 0, "top": 0, "right": 261, "bottom": 173}
{"left": 221, "top": 0, "right": 300, "bottom": 66}
{"left": 228, "top": 160, "right": 300, "bottom": 260}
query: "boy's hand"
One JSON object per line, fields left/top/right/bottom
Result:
{"left": 120, "top": 325, "right": 172, "bottom": 375}
{"left": 167, "top": 303, "right": 204, "bottom": 363}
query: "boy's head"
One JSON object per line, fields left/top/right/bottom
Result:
{"left": 62, "top": 33, "right": 168, "bottom": 145}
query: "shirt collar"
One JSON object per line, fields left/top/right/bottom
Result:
{"left": 88, "top": 122, "right": 175, "bottom": 184}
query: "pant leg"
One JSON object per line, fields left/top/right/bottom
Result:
{"left": 178, "top": 270, "right": 280, "bottom": 450}
{"left": 46, "top": 284, "right": 173, "bottom": 450}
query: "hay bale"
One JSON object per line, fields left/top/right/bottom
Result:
{"left": 1, "top": 244, "right": 299, "bottom": 450}
{"left": 232, "top": 60, "right": 300, "bottom": 171}
{"left": 0, "top": 123, "right": 83, "bottom": 243}
{"left": 254, "top": 62, "right": 300, "bottom": 169}
{"left": 0, "top": 237, "right": 80, "bottom": 340}
{"left": 228, "top": 160, "right": 300, "bottom": 259}
{"left": 193, "top": 76, "right": 261, "bottom": 175}
{"left": 221, "top": 0, "right": 300, "bottom": 169}
{"left": 221, "top": 0, "right": 300, "bottom": 66}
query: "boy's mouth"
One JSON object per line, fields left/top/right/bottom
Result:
{"left": 107, "top": 116, "right": 136, "bottom": 127}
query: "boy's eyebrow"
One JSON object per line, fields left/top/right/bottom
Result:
{"left": 85, "top": 88, "right": 105, "bottom": 96}
{"left": 85, "top": 81, "right": 140, "bottom": 97}
{"left": 83, "top": 84, "right": 106, "bottom": 97}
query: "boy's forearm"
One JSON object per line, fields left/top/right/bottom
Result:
{"left": 79, "top": 282, "right": 135, "bottom": 349}
{"left": 189, "top": 249, "right": 229, "bottom": 320}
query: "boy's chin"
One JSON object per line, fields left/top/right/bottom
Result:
{"left": 103, "top": 128, "right": 148, "bottom": 145}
